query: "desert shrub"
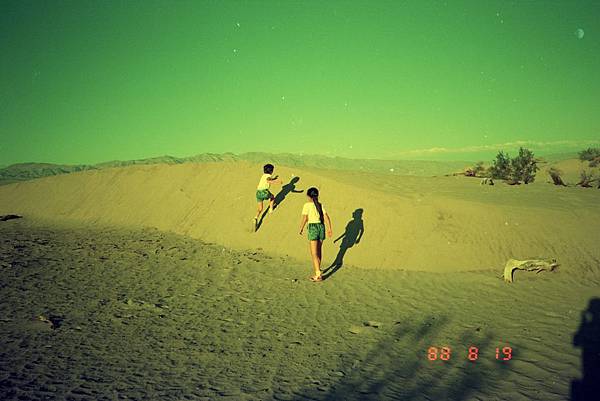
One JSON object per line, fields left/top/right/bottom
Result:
{"left": 510, "top": 147, "right": 538, "bottom": 184}
{"left": 489, "top": 151, "right": 511, "bottom": 180}
{"left": 578, "top": 147, "right": 600, "bottom": 167}
{"left": 472, "top": 161, "right": 486, "bottom": 177}
{"left": 577, "top": 170, "right": 596, "bottom": 188}
{"left": 463, "top": 167, "right": 476, "bottom": 177}
{"left": 463, "top": 162, "right": 487, "bottom": 177}
{"left": 548, "top": 167, "right": 566, "bottom": 186}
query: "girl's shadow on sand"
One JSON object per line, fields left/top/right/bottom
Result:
{"left": 322, "top": 208, "right": 364, "bottom": 280}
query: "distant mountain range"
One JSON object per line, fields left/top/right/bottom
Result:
{"left": 0, "top": 151, "right": 570, "bottom": 185}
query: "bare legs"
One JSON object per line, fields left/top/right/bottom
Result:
{"left": 309, "top": 240, "right": 323, "bottom": 280}
{"left": 256, "top": 197, "right": 275, "bottom": 220}
{"left": 254, "top": 196, "right": 277, "bottom": 231}
{"left": 269, "top": 197, "right": 275, "bottom": 213}
{"left": 255, "top": 201, "right": 263, "bottom": 220}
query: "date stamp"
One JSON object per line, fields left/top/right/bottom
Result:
{"left": 427, "top": 346, "right": 513, "bottom": 361}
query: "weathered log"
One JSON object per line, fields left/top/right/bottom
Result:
{"left": 503, "top": 258, "right": 558, "bottom": 283}
{"left": 548, "top": 168, "right": 567, "bottom": 186}
{"left": 0, "top": 214, "right": 22, "bottom": 222}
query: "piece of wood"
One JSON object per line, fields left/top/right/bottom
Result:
{"left": 0, "top": 214, "right": 22, "bottom": 222}
{"left": 503, "top": 258, "right": 558, "bottom": 283}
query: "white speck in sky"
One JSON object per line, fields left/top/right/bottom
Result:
{"left": 281, "top": 96, "right": 285, "bottom": 101}
{"left": 576, "top": 28, "right": 585, "bottom": 39}
{"left": 236, "top": 22, "right": 240, "bottom": 28}
{"left": 233, "top": 48, "right": 238, "bottom": 54}
{"left": 349, "top": 145, "right": 353, "bottom": 149}
{"left": 389, "top": 168, "right": 395, "bottom": 172}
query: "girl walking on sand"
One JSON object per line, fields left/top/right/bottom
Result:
{"left": 299, "top": 187, "right": 332, "bottom": 282}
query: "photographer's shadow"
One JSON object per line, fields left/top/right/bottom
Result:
{"left": 322, "top": 208, "right": 364, "bottom": 280}
{"left": 571, "top": 297, "right": 600, "bottom": 400}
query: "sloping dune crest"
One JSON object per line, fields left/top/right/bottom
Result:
{"left": 1, "top": 161, "right": 599, "bottom": 274}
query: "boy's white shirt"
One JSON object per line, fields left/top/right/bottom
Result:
{"left": 257, "top": 173, "right": 272, "bottom": 190}
{"left": 302, "top": 202, "right": 327, "bottom": 224}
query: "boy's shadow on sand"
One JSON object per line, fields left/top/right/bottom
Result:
{"left": 571, "top": 297, "right": 600, "bottom": 400}
{"left": 255, "top": 177, "right": 303, "bottom": 232}
{"left": 322, "top": 208, "right": 364, "bottom": 280}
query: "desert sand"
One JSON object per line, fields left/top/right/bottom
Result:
{"left": 1, "top": 161, "right": 599, "bottom": 275}
{"left": 0, "top": 158, "right": 599, "bottom": 400}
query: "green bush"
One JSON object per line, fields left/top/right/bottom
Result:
{"left": 489, "top": 151, "right": 511, "bottom": 180}
{"left": 489, "top": 148, "right": 538, "bottom": 184}
{"left": 510, "top": 147, "right": 539, "bottom": 184}
{"left": 578, "top": 147, "right": 600, "bottom": 167}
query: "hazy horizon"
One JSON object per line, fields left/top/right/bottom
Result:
{"left": 0, "top": 147, "right": 591, "bottom": 170}
{"left": 2, "top": 1, "right": 599, "bottom": 166}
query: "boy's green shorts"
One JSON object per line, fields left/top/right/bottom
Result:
{"left": 256, "top": 189, "right": 273, "bottom": 201}
{"left": 307, "top": 223, "right": 326, "bottom": 241}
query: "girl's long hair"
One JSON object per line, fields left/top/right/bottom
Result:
{"left": 307, "top": 187, "right": 324, "bottom": 224}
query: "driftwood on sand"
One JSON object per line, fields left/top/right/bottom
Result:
{"left": 576, "top": 171, "right": 596, "bottom": 188}
{"left": 503, "top": 258, "right": 558, "bottom": 283}
{"left": 0, "top": 214, "right": 22, "bottom": 222}
{"left": 548, "top": 168, "right": 567, "bottom": 186}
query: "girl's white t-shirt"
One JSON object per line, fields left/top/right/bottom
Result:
{"left": 302, "top": 201, "right": 327, "bottom": 224}
{"left": 257, "top": 173, "right": 272, "bottom": 190}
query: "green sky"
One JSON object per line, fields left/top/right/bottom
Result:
{"left": 1, "top": 0, "right": 599, "bottom": 165}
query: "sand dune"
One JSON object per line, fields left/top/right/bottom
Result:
{"left": 1, "top": 161, "right": 599, "bottom": 274}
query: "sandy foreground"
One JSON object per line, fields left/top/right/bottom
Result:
{"left": 0, "top": 160, "right": 599, "bottom": 400}
{"left": 0, "top": 218, "right": 598, "bottom": 401}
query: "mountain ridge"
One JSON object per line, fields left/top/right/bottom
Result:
{"left": 0, "top": 152, "right": 474, "bottom": 184}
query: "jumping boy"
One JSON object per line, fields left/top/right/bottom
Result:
{"left": 254, "top": 163, "right": 282, "bottom": 230}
